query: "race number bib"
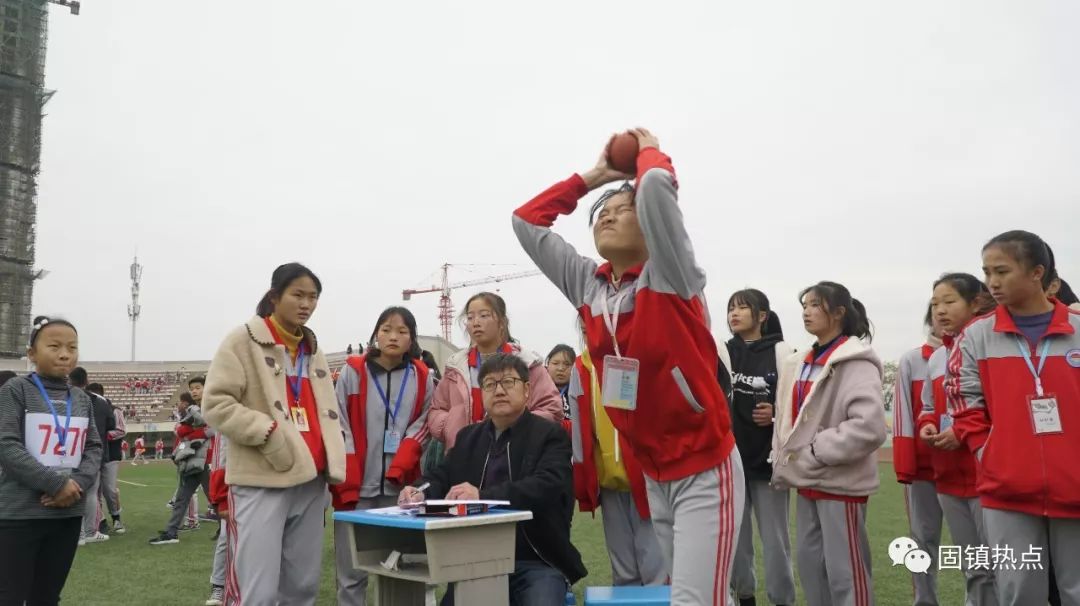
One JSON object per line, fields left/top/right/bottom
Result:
{"left": 25, "top": 412, "right": 89, "bottom": 468}
{"left": 602, "top": 356, "right": 640, "bottom": 411}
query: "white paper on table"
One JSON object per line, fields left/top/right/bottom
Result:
{"left": 365, "top": 506, "right": 419, "bottom": 516}
{"left": 422, "top": 499, "right": 511, "bottom": 507}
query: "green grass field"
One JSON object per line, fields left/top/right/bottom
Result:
{"left": 62, "top": 462, "right": 966, "bottom": 605}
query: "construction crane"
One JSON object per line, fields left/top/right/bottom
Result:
{"left": 403, "top": 264, "right": 543, "bottom": 343}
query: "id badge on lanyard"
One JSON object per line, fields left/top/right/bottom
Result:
{"left": 374, "top": 364, "right": 412, "bottom": 454}
{"left": 599, "top": 286, "right": 639, "bottom": 411}
{"left": 384, "top": 430, "right": 402, "bottom": 454}
{"left": 288, "top": 348, "right": 310, "bottom": 433}
{"left": 1015, "top": 337, "right": 1063, "bottom": 435}
{"left": 939, "top": 413, "right": 953, "bottom": 432}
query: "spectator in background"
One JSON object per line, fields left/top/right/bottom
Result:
{"left": 132, "top": 436, "right": 147, "bottom": 465}
{"left": 0, "top": 371, "right": 17, "bottom": 388}
{"left": 70, "top": 367, "right": 114, "bottom": 546}
{"left": 150, "top": 392, "right": 211, "bottom": 545}
{"left": 87, "top": 383, "right": 126, "bottom": 536}
{"left": 421, "top": 350, "right": 442, "bottom": 385}
{"left": 155, "top": 438, "right": 165, "bottom": 460}
{"left": 120, "top": 440, "right": 129, "bottom": 461}
{"left": 545, "top": 344, "right": 575, "bottom": 423}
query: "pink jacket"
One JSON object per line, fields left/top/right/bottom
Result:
{"left": 426, "top": 343, "right": 563, "bottom": 450}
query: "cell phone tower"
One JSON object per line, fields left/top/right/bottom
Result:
{"left": 127, "top": 255, "right": 142, "bottom": 361}
{"left": 0, "top": 0, "right": 79, "bottom": 359}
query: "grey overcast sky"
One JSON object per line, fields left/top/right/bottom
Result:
{"left": 32, "top": 0, "right": 1080, "bottom": 363}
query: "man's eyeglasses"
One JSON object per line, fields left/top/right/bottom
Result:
{"left": 480, "top": 377, "right": 525, "bottom": 393}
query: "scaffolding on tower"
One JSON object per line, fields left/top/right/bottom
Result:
{"left": 0, "top": 0, "right": 77, "bottom": 358}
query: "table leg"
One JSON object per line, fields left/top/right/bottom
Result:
{"left": 374, "top": 575, "right": 427, "bottom": 606}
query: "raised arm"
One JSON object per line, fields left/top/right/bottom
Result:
{"left": 512, "top": 139, "right": 631, "bottom": 306}
{"left": 631, "top": 129, "right": 706, "bottom": 300}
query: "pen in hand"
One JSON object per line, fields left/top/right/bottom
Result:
{"left": 400, "top": 482, "right": 429, "bottom": 506}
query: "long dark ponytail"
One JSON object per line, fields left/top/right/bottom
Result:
{"left": 799, "top": 281, "right": 872, "bottom": 341}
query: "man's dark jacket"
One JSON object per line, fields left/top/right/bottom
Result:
{"left": 422, "top": 410, "right": 587, "bottom": 583}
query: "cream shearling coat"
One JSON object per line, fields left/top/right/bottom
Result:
{"left": 203, "top": 317, "right": 346, "bottom": 488}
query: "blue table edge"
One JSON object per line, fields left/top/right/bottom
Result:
{"left": 333, "top": 508, "right": 530, "bottom": 530}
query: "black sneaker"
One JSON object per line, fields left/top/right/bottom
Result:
{"left": 739, "top": 598, "right": 757, "bottom": 606}
{"left": 148, "top": 531, "right": 179, "bottom": 545}
{"left": 98, "top": 519, "right": 109, "bottom": 535}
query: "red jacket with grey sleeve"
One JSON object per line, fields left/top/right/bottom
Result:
{"left": 512, "top": 147, "right": 734, "bottom": 481}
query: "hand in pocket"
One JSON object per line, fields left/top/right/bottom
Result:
{"left": 259, "top": 428, "right": 295, "bottom": 472}
{"left": 793, "top": 446, "right": 827, "bottom": 479}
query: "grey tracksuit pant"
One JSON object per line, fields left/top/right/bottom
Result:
{"left": 334, "top": 495, "right": 398, "bottom": 606}
{"left": 210, "top": 520, "right": 229, "bottom": 587}
{"left": 906, "top": 480, "right": 943, "bottom": 606}
{"left": 796, "top": 496, "right": 875, "bottom": 606}
{"left": 600, "top": 488, "right": 666, "bottom": 586}
{"left": 982, "top": 508, "right": 1080, "bottom": 606}
{"left": 731, "top": 480, "right": 796, "bottom": 605}
{"left": 937, "top": 494, "right": 997, "bottom": 606}
{"left": 646, "top": 448, "right": 745, "bottom": 606}
{"left": 230, "top": 477, "right": 328, "bottom": 606}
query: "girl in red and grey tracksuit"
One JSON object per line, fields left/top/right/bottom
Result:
{"left": 569, "top": 348, "right": 665, "bottom": 587}
{"left": 514, "top": 128, "right": 743, "bottom": 605}
{"left": 893, "top": 307, "right": 944, "bottom": 606}
{"left": 917, "top": 272, "right": 998, "bottom": 606}
{"left": 329, "top": 307, "right": 434, "bottom": 606}
{"left": 948, "top": 231, "right": 1080, "bottom": 606}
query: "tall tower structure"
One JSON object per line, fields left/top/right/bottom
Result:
{"left": 0, "top": 0, "right": 77, "bottom": 359}
{"left": 127, "top": 255, "right": 142, "bottom": 361}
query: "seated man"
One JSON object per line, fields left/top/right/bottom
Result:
{"left": 400, "top": 353, "right": 587, "bottom": 606}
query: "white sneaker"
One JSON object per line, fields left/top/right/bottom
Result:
{"left": 112, "top": 521, "right": 127, "bottom": 535}
{"left": 82, "top": 532, "right": 110, "bottom": 544}
{"left": 205, "top": 585, "right": 224, "bottom": 606}
{"left": 78, "top": 537, "right": 86, "bottom": 547}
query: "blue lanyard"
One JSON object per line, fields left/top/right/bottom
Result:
{"left": 372, "top": 363, "right": 412, "bottom": 423}
{"left": 30, "top": 374, "right": 73, "bottom": 452}
{"left": 287, "top": 345, "right": 306, "bottom": 406}
{"left": 1014, "top": 336, "right": 1052, "bottom": 397}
